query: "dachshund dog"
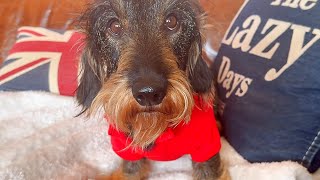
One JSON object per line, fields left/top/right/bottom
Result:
{"left": 77, "top": 0, "right": 230, "bottom": 179}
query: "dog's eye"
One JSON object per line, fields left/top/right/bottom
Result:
{"left": 165, "top": 14, "right": 179, "bottom": 32}
{"left": 108, "top": 19, "right": 123, "bottom": 36}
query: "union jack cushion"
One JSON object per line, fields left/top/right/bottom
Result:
{"left": 0, "top": 27, "right": 85, "bottom": 96}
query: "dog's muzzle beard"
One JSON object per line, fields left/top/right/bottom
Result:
{"left": 90, "top": 68, "right": 194, "bottom": 150}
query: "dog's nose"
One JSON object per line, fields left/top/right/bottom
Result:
{"left": 132, "top": 83, "right": 166, "bottom": 106}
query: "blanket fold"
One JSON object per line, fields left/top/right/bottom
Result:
{"left": 0, "top": 91, "right": 317, "bottom": 180}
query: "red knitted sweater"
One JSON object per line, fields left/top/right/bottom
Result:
{"left": 107, "top": 97, "right": 221, "bottom": 162}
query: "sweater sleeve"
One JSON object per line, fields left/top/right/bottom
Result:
{"left": 190, "top": 108, "right": 222, "bottom": 162}
{"left": 190, "top": 129, "right": 221, "bottom": 162}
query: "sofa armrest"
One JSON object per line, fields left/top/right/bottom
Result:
{"left": 0, "top": 0, "right": 90, "bottom": 63}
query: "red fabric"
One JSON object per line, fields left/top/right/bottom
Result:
{"left": 108, "top": 97, "right": 221, "bottom": 162}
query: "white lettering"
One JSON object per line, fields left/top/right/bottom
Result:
{"left": 217, "top": 56, "right": 253, "bottom": 98}
{"left": 222, "top": 71, "right": 233, "bottom": 90}
{"left": 221, "top": 0, "right": 251, "bottom": 46}
{"left": 232, "top": 15, "right": 261, "bottom": 52}
{"left": 300, "top": 0, "right": 317, "bottom": 10}
{"left": 226, "top": 73, "right": 245, "bottom": 98}
{"left": 270, "top": 0, "right": 317, "bottom": 10}
{"left": 236, "top": 78, "right": 253, "bottom": 97}
{"left": 265, "top": 26, "right": 320, "bottom": 81}
{"left": 282, "top": 0, "right": 300, "bottom": 8}
{"left": 271, "top": 0, "right": 282, "bottom": 6}
{"left": 222, "top": 27, "right": 239, "bottom": 46}
{"left": 217, "top": 56, "right": 231, "bottom": 83}
{"left": 250, "top": 19, "right": 291, "bottom": 59}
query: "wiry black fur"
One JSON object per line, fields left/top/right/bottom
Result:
{"left": 193, "top": 154, "right": 224, "bottom": 179}
{"left": 188, "top": 34, "right": 213, "bottom": 94}
{"left": 76, "top": 1, "right": 227, "bottom": 179}
{"left": 76, "top": 49, "right": 101, "bottom": 112}
{"left": 76, "top": 0, "right": 214, "bottom": 113}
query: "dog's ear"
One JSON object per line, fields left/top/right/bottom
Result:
{"left": 188, "top": 34, "right": 214, "bottom": 96}
{"left": 76, "top": 48, "right": 102, "bottom": 114}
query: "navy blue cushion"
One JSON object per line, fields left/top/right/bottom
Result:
{"left": 212, "top": 0, "right": 320, "bottom": 173}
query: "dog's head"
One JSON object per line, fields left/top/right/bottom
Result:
{"left": 77, "top": 0, "right": 214, "bottom": 149}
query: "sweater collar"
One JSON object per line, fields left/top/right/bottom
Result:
{"left": 107, "top": 95, "right": 206, "bottom": 144}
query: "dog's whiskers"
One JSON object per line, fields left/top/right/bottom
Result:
{"left": 76, "top": 0, "right": 229, "bottom": 179}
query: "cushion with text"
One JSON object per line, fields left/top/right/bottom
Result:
{"left": 212, "top": 0, "right": 320, "bottom": 173}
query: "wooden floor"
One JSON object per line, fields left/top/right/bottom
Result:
{"left": 0, "top": 0, "right": 243, "bottom": 64}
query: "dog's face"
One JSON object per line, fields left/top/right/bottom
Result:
{"left": 77, "top": 0, "right": 214, "bottom": 149}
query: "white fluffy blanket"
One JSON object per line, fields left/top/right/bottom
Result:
{"left": 0, "top": 91, "right": 318, "bottom": 180}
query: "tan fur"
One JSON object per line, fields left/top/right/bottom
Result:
{"left": 95, "top": 159, "right": 150, "bottom": 180}
{"left": 78, "top": 1, "right": 230, "bottom": 179}
{"left": 198, "top": 81, "right": 216, "bottom": 108}
{"left": 89, "top": 45, "right": 194, "bottom": 149}
{"left": 219, "top": 167, "right": 231, "bottom": 180}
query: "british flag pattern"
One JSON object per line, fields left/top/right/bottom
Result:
{"left": 0, "top": 27, "right": 85, "bottom": 96}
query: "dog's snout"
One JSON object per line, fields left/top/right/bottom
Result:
{"left": 133, "top": 82, "right": 166, "bottom": 106}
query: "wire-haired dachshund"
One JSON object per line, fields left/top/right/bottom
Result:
{"left": 77, "top": 0, "right": 230, "bottom": 179}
